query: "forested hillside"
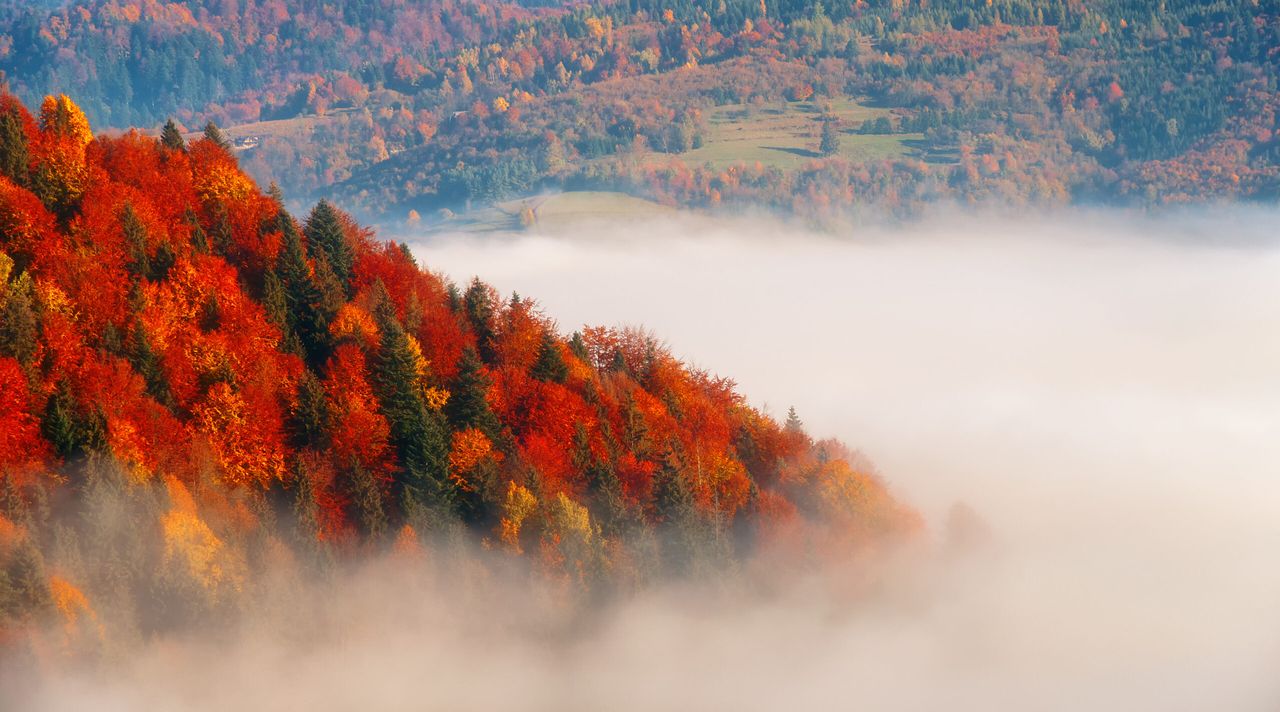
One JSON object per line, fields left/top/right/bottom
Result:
{"left": 2, "top": 0, "right": 1276, "bottom": 223}
{"left": 0, "top": 94, "right": 919, "bottom": 652}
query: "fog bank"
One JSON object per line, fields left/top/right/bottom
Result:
{"left": 10, "top": 208, "right": 1280, "bottom": 710}
{"left": 411, "top": 208, "right": 1280, "bottom": 709}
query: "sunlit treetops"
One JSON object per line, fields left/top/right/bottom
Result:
{"left": 0, "top": 94, "right": 919, "bottom": 617}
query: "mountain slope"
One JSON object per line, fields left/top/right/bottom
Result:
{"left": 0, "top": 94, "right": 919, "bottom": 648}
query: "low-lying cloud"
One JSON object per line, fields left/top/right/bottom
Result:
{"left": 9, "top": 208, "right": 1280, "bottom": 710}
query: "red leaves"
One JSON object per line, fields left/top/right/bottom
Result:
{"left": 324, "top": 343, "right": 393, "bottom": 479}
{"left": 0, "top": 358, "right": 49, "bottom": 478}
{"left": 0, "top": 91, "right": 924, "bottom": 569}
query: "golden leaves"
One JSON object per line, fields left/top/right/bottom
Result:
{"left": 160, "top": 477, "right": 245, "bottom": 595}
{"left": 449, "top": 427, "right": 494, "bottom": 481}
{"left": 497, "top": 480, "right": 537, "bottom": 554}
{"left": 195, "top": 161, "right": 256, "bottom": 204}
{"left": 193, "top": 382, "right": 285, "bottom": 487}
{"left": 47, "top": 575, "right": 104, "bottom": 652}
{"left": 329, "top": 303, "right": 379, "bottom": 347}
{"left": 39, "top": 95, "right": 92, "bottom": 147}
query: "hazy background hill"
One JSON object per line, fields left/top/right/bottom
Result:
{"left": 2, "top": 0, "right": 1277, "bottom": 222}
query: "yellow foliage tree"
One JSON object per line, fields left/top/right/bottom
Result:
{"left": 329, "top": 303, "right": 380, "bottom": 347}
{"left": 497, "top": 480, "right": 537, "bottom": 554}
{"left": 193, "top": 382, "right": 286, "bottom": 487}
{"left": 159, "top": 477, "right": 246, "bottom": 596}
{"left": 39, "top": 94, "right": 92, "bottom": 147}
{"left": 47, "top": 575, "right": 104, "bottom": 654}
{"left": 448, "top": 427, "right": 495, "bottom": 488}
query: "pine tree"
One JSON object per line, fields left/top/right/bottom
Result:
{"left": 371, "top": 285, "right": 451, "bottom": 508}
{"left": 0, "top": 270, "right": 37, "bottom": 370}
{"left": 784, "top": 406, "right": 803, "bottom": 433}
{"left": 160, "top": 119, "right": 185, "bottom": 151}
{"left": 292, "top": 370, "right": 330, "bottom": 448}
{"left": 303, "top": 200, "right": 354, "bottom": 294}
{"left": 276, "top": 213, "right": 335, "bottom": 365}
{"left": 573, "top": 424, "right": 630, "bottom": 537}
{"left": 622, "top": 391, "right": 652, "bottom": 459}
{"left": 348, "top": 461, "right": 388, "bottom": 540}
{"left": 445, "top": 347, "right": 499, "bottom": 437}
{"left": 186, "top": 209, "right": 208, "bottom": 254}
{"left": 129, "top": 325, "right": 176, "bottom": 409}
{"left": 653, "top": 446, "right": 701, "bottom": 574}
{"left": 122, "top": 205, "right": 151, "bottom": 280}
{"left": 819, "top": 116, "right": 840, "bottom": 157}
{"left": 530, "top": 330, "right": 568, "bottom": 383}
{"left": 41, "top": 382, "right": 106, "bottom": 459}
{"left": 463, "top": 278, "right": 497, "bottom": 363}
{"left": 203, "top": 121, "right": 230, "bottom": 149}
{"left": 0, "top": 106, "right": 30, "bottom": 186}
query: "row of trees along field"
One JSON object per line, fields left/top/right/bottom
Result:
{"left": 0, "top": 94, "right": 919, "bottom": 648}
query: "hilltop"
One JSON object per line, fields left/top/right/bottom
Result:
{"left": 0, "top": 94, "right": 919, "bottom": 650}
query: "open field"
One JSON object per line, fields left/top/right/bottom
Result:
{"left": 169, "top": 109, "right": 353, "bottom": 144}
{"left": 429, "top": 191, "right": 672, "bottom": 234}
{"left": 678, "top": 98, "right": 924, "bottom": 169}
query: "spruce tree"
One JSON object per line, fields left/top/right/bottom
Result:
{"left": 530, "top": 330, "right": 568, "bottom": 383}
{"left": 276, "top": 214, "right": 335, "bottom": 365}
{"left": 348, "top": 461, "right": 388, "bottom": 540}
{"left": 463, "top": 278, "right": 497, "bottom": 363}
{"left": 370, "top": 285, "right": 451, "bottom": 508}
{"left": 819, "top": 116, "right": 840, "bottom": 157}
{"left": 0, "top": 107, "right": 30, "bottom": 186}
{"left": 122, "top": 205, "right": 151, "bottom": 280}
{"left": 160, "top": 119, "right": 185, "bottom": 151}
{"left": 784, "top": 406, "right": 804, "bottom": 433}
{"left": 303, "top": 200, "right": 354, "bottom": 294}
{"left": 203, "top": 121, "right": 230, "bottom": 149}
{"left": 0, "top": 271, "right": 37, "bottom": 370}
{"left": 129, "top": 325, "right": 176, "bottom": 409}
{"left": 445, "top": 347, "right": 499, "bottom": 437}
{"left": 292, "top": 370, "right": 330, "bottom": 448}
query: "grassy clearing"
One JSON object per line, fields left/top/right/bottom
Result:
{"left": 171, "top": 109, "right": 353, "bottom": 143}
{"left": 430, "top": 191, "right": 671, "bottom": 234}
{"left": 679, "top": 98, "right": 922, "bottom": 170}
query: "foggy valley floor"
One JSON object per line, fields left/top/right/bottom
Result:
{"left": 8, "top": 208, "right": 1280, "bottom": 711}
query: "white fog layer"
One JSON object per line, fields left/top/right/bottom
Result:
{"left": 410, "top": 209, "right": 1280, "bottom": 710}
{"left": 10, "top": 210, "right": 1279, "bottom": 711}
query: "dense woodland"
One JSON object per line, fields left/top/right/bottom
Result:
{"left": 0, "top": 94, "right": 919, "bottom": 656}
{"left": 1, "top": 0, "right": 1276, "bottom": 223}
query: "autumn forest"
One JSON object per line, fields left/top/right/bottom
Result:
{"left": 1, "top": 0, "right": 1278, "bottom": 706}
{"left": 0, "top": 93, "right": 921, "bottom": 662}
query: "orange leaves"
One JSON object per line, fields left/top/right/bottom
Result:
{"left": 448, "top": 428, "right": 498, "bottom": 491}
{"left": 31, "top": 95, "right": 94, "bottom": 212}
{"left": 0, "top": 357, "right": 49, "bottom": 477}
{"left": 496, "top": 296, "right": 545, "bottom": 371}
{"left": 47, "top": 575, "right": 104, "bottom": 654}
{"left": 0, "top": 174, "right": 59, "bottom": 263}
{"left": 190, "top": 139, "right": 255, "bottom": 204}
{"left": 193, "top": 382, "right": 286, "bottom": 487}
{"left": 816, "top": 458, "right": 922, "bottom": 545}
{"left": 330, "top": 303, "right": 379, "bottom": 347}
{"left": 691, "top": 451, "right": 752, "bottom": 518}
{"left": 38, "top": 95, "right": 91, "bottom": 147}
{"left": 160, "top": 477, "right": 246, "bottom": 596}
{"left": 324, "top": 343, "right": 393, "bottom": 478}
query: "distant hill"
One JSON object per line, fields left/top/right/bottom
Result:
{"left": 3, "top": 0, "right": 1277, "bottom": 220}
